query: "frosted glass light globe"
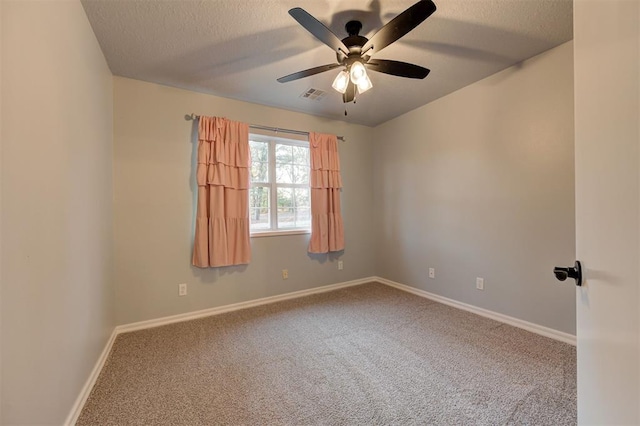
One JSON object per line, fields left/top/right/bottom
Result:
{"left": 350, "top": 62, "right": 367, "bottom": 84}
{"left": 331, "top": 70, "right": 349, "bottom": 93}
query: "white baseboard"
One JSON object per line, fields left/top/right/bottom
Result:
{"left": 65, "top": 277, "right": 374, "bottom": 424}
{"left": 66, "top": 274, "right": 575, "bottom": 423}
{"left": 116, "top": 277, "right": 376, "bottom": 334}
{"left": 64, "top": 328, "right": 118, "bottom": 426}
{"left": 375, "top": 276, "right": 576, "bottom": 346}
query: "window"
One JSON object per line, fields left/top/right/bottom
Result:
{"left": 249, "top": 133, "right": 311, "bottom": 235}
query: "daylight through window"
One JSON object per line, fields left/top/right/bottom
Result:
{"left": 249, "top": 133, "right": 311, "bottom": 234}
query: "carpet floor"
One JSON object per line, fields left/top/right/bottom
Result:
{"left": 78, "top": 282, "right": 576, "bottom": 425}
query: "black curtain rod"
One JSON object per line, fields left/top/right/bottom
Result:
{"left": 186, "top": 113, "right": 345, "bottom": 142}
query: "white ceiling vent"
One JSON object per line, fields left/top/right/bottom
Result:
{"left": 300, "top": 88, "right": 327, "bottom": 101}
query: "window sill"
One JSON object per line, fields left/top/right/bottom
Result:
{"left": 251, "top": 229, "right": 311, "bottom": 238}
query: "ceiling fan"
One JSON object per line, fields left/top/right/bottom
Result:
{"left": 277, "top": 0, "right": 437, "bottom": 103}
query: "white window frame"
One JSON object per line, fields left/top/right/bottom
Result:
{"left": 249, "top": 133, "right": 311, "bottom": 237}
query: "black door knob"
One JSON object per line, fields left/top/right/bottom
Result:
{"left": 553, "top": 261, "right": 582, "bottom": 286}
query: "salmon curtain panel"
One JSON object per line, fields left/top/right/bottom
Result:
{"left": 192, "top": 116, "right": 251, "bottom": 267}
{"left": 308, "top": 132, "right": 345, "bottom": 253}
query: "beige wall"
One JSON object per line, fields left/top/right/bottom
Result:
{"left": 1, "top": 1, "right": 115, "bottom": 424}
{"left": 113, "top": 77, "right": 375, "bottom": 325}
{"left": 373, "top": 42, "right": 576, "bottom": 334}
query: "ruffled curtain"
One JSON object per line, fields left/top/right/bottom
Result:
{"left": 192, "top": 116, "right": 251, "bottom": 267}
{"left": 308, "top": 132, "right": 344, "bottom": 253}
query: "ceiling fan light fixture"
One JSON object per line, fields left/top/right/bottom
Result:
{"left": 331, "top": 70, "right": 349, "bottom": 94}
{"left": 349, "top": 61, "right": 367, "bottom": 85}
{"left": 356, "top": 74, "right": 373, "bottom": 94}
{"left": 279, "top": 2, "right": 436, "bottom": 105}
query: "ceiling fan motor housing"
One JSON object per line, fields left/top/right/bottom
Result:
{"left": 279, "top": 1, "right": 436, "bottom": 104}
{"left": 337, "top": 20, "right": 368, "bottom": 65}
{"left": 345, "top": 20, "right": 362, "bottom": 36}
{"left": 341, "top": 20, "right": 368, "bottom": 57}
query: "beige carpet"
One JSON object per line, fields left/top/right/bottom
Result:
{"left": 78, "top": 282, "right": 576, "bottom": 425}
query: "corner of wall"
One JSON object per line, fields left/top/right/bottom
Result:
{"left": 369, "top": 42, "right": 576, "bottom": 335}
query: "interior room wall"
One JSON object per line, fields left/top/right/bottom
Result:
{"left": 113, "top": 77, "right": 375, "bottom": 325}
{"left": 1, "top": 1, "right": 115, "bottom": 424}
{"left": 372, "top": 41, "right": 576, "bottom": 334}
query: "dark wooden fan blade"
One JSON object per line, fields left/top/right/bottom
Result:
{"left": 366, "top": 59, "right": 430, "bottom": 79}
{"left": 277, "top": 63, "right": 342, "bottom": 83}
{"left": 343, "top": 81, "right": 356, "bottom": 103}
{"left": 289, "top": 8, "right": 349, "bottom": 54}
{"left": 362, "top": 0, "right": 436, "bottom": 56}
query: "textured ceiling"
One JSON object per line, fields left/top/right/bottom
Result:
{"left": 81, "top": 0, "right": 573, "bottom": 127}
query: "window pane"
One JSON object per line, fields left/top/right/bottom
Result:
{"left": 276, "top": 187, "right": 311, "bottom": 229}
{"left": 276, "top": 164, "right": 293, "bottom": 183}
{"left": 249, "top": 186, "right": 270, "bottom": 230}
{"left": 293, "top": 165, "right": 309, "bottom": 184}
{"left": 294, "top": 187, "right": 311, "bottom": 229}
{"left": 294, "top": 187, "right": 310, "bottom": 208}
{"left": 249, "top": 135, "right": 310, "bottom": 233}
{"left": 275, "top": 144, "right": 293, "bottom": 164}
{"left": 293, "top": 145, "right": 310, "bottom": 166}
{"left": 251, "top": 161, "right": 268, "bottom": 182}
{"left": 277, "top": 187, "right": 294, "bottom": 228}
{"left": 295, "top": 207, "right": 311, "bottom": 229}
{"left": 250, "top": 141, "right": 269, "bottom": 183}
{"left": 275, "top": 144, "right": 294, "bottom": 183}
{"left": 277, "top": 187, "right": 293, "bottom": 209}
{"left": 250, "top": 140, "right": 269, "bottom": 161}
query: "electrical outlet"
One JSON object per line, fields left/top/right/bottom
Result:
{"left": 428, "top": 268, "right": 435, "bottom": 279}
{"left": 476, "top": 277, "right": 484, "bottom": 290}
{"left": 282, "top": 269, "right": 288, "bottom": 279}
{"left": 338, "top": 260, "right": 344, "bottom": 270}
{"left": 178, "top": 283, "right": 187, "bottom": 296}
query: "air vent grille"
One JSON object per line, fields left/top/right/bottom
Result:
{"left": 300, "top": 88, "right": 327, "bottom": 101}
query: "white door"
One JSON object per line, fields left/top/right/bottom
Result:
{"left": 574, "top": 0, "right": 639, "bottom": 424}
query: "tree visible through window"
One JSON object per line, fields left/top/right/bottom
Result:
{"left": 249, "top": 133, "right": 311, "bottom": 233}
